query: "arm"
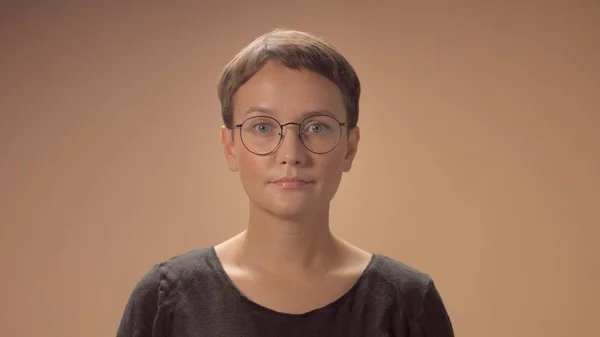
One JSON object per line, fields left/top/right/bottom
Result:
{"left": 116, "top": 265, "right": 167, "bottom": 337}
{"left": 410, "top": 280, "right": 455, "bottom": 337}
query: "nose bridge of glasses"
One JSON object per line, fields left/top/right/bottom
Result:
{"left": 276, "top": 121, "right": 309, "bottom": 155}
{"left": 278, "top": 121, "right": 302, "bottom": 136}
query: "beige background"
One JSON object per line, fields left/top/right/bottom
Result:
{"left": 1, "top": 1, "right": 599, "bottom": 337}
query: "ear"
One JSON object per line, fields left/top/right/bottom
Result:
{"left": 342, "top": 126, "right": 360, "bottom": 172}
{"left": 220, "top": 125, "right": 239, "bottom": 172}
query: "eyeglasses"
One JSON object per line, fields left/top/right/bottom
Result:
{"left": 232, "top": 115, "right": 352, "bottom": 155}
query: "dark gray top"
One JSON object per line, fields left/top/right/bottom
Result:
{"left": 116, "top": 247, "right": 454, "bottom": 337}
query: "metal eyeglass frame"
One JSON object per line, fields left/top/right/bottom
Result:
{"left": 232, "top": 114, "right": 354, "bottom": 155}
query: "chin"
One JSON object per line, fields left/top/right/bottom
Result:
{"left": 270, "top": 199, "right": 314, "bottom": 220}
{"left": 253, "top": 196, "right": 323, "bottom": 221}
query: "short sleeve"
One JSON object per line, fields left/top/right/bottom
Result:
{"left": 116, "top": 264, "right": 169, "bottom": 337}
{"left": 410, "top": 280, "right": 455, "bottom": 337}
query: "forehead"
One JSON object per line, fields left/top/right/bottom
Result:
{"left": 232, "top": 61, "right": 346, "bottom": 122}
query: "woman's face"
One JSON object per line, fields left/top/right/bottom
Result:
{"left": 221, "top": 61, "right": 360, "bottom": 220}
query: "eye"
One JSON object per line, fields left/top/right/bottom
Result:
{"left": 253, "top": 123, "right": 273, "bottom": 133}
{"left": 306, "top": 123, "right": 328, "bottom": 134}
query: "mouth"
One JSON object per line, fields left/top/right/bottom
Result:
{"left": 270, "top": 177, "right": 314, "bottom": 188}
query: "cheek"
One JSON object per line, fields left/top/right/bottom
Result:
{"left": 316, "top": 154, "right": 345, "bottom": 188}
{"left": 322, "top": 147, "right": 347, "bottom": 173}
{"left": 236, "top": 149, "right": 268, "bottom": 187}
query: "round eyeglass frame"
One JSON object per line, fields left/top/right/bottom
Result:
{"left": 231, "top": 114, "right": 354, "bottom": 155}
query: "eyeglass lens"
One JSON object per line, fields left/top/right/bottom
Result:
{"left": 239, "top": 115, "right": 342, "bottom": 154}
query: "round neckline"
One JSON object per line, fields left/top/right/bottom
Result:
{"left": 209, "top": 246, "right": 377, "bottom": 319}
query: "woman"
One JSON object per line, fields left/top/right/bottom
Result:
{"left": 117, "top": 28, "right": 455, "bottom": 337}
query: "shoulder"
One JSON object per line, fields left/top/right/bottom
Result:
{"left": 158, "top": 247, "right": 222, "bottom": 287}
{"left": 129, "top": 247, "right": 221, "bottom": 297}
{"left": 117, "top": 248, "right": 219, "bottom": 336}
{"left": 362, "top": 254, "right": 455, "bottom": 335}
{"left": 360, "top": 254, "right": 437, "bottom": 313}
{"left": 366, "top": 254, "right": 434, "bottom": 295}
{"left": 159, "top": 247, "right": 217, "bottom": 275}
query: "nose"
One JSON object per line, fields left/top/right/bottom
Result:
{"left": 276, "top": 124, "right": 308, "bottom": 165}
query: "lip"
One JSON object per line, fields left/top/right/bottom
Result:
{"left": 271, "top": 177, "right": 313, "bottom": 188}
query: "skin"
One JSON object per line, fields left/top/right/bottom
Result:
{"left": 215, "top": 60, "right": 372, "bottom": 315}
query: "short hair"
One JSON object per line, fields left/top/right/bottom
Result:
{"left": 217, "top": 28, "right": 361, "bottom": 129}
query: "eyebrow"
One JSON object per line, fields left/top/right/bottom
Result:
{"left": 243, "top": 106, "right": 338, "bottom": 119}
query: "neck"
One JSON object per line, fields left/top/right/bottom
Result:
{"left": 238, "top": 202, "right": 339, "bottom": 273}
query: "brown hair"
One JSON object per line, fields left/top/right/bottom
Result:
{"left": 217, "top": 28, "right": 361, "bottom": 128}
